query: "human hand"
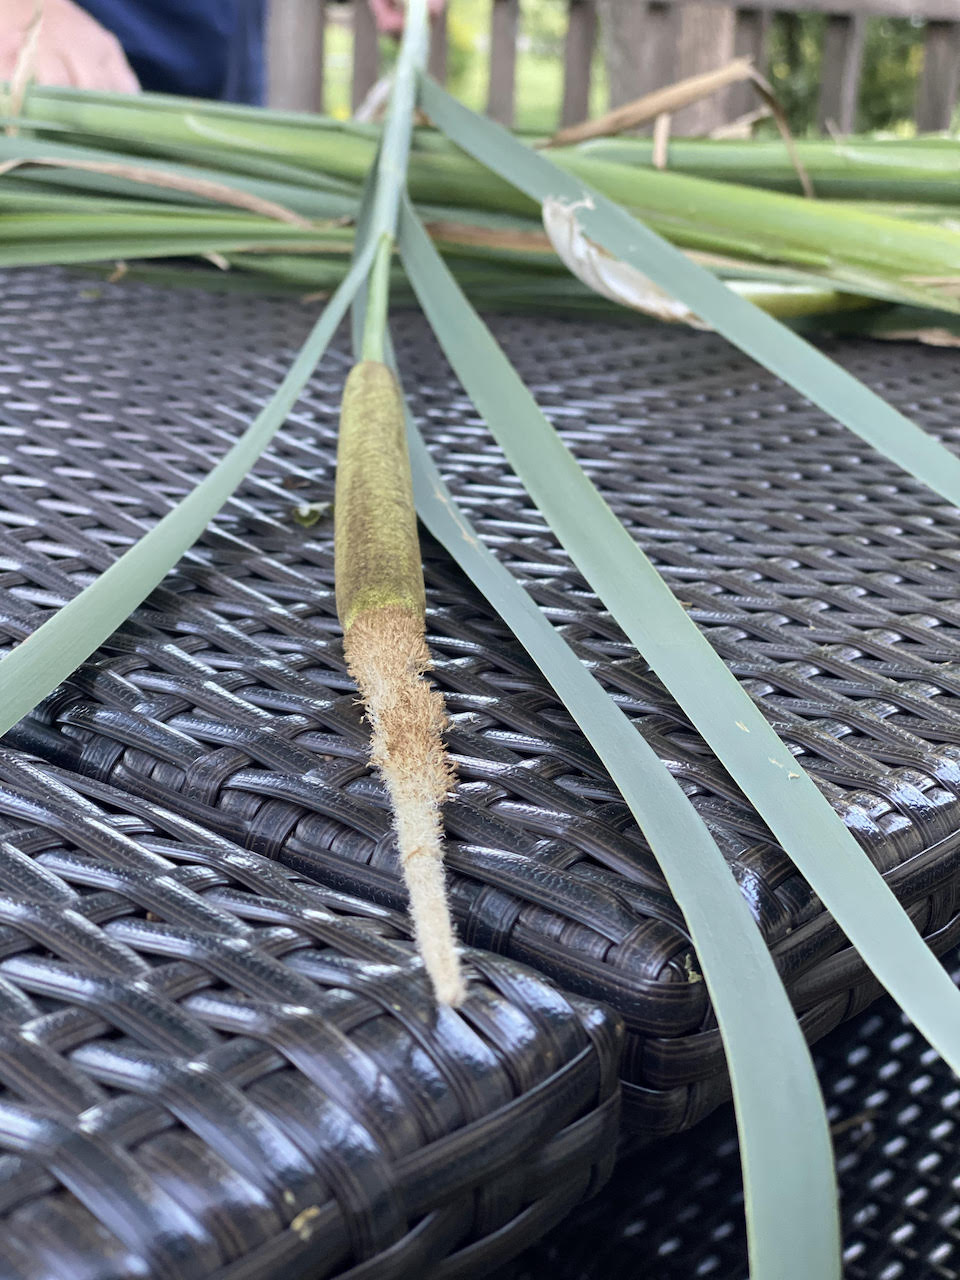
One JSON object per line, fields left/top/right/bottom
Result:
{"left": 0, "top": 0, "right": 139, "bottom": 93}
{"left": 369, "top": 0, "right": 446, "bottom": 36}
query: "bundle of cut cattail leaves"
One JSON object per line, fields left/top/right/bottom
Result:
{"left": 2, "top": 67, "right": 960, "bottom": 338}
{"left": 6, "top": 12, "right": 960, "bottom": 1279}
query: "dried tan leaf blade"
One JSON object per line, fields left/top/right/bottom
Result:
{"left": 878, "top": 328, "right": 960, "bottom": 348}
{"left": 544, "top": 58, "right": 755, "bottom": 148}
{"left": 0, "top": 156, "right": 311, "bottom": 226}
{"left": 542, "top": 55, "right": 814, "bottom": 199}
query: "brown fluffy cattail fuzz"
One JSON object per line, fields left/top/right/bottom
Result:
{"left": 344, "top": 606, "right": 464, "bottom": 1005}
{"left": 335, "top": 360, "right": 466, "bottom": 1006}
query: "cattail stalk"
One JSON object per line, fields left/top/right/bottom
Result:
{"left": 334, "top": 237, "right": 464, "bottom": 1005}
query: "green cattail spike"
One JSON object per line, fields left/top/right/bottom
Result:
{"left": 335, "top": 356, "right": 465, "bottom": 1006}
{"left": 335, "top": 359, "right": 425, "bottom": 631}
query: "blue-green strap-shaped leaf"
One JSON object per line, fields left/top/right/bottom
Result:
{"left": 404, "top": 360, "right": 839, "bottom": 1280}
{"left": 0, "top": 237, "right": 377, "bottom": 734}
{"left": 348, "top": 107, "right": 840, "bottom": 1278}
{"left": 397, "top": 196, "right": 960, "bottom": 1078}
{"left": 418, "top": 74, "right": 960, "bottom": 512}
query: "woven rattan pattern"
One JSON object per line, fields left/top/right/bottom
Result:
{"left": 5, "top": 270, "right": 960, "bottom": 1136}
{"left": 517, "top": 958, "right": 960, "bottom": 1280}
{"left": 0, "top": 748, "right": 620, "bottom": 1279}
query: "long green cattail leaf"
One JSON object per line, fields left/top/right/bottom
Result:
{"left": 0, "top": 236, "right": 377, "bottom": 733}
{"left": 397, "top": 195, "right": 960, "bottom": 1081}
{"left": 11, "top": 83, "right": 960, "bottom": 317}
{"left": 570, "top": 135, "right": 960, "bottom": 204}
{"left": 348, "top": 109, "right": 839, "bottom": 1278}
{"left": 417, "top": 76, "right": 960, "bottom": 525}
{"left": 17, "top": 83, "right": 960, "bottom": 213}
{"left": 390, "top": 339, "right": 840, "bottom": 1280}
{"left": 0, "top": 134, "right": 356, "bottom": 217}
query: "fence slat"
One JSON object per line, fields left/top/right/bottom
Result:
{"left": 665, "top": 0, "right": 957, "bottom": 19}
{"left": 726, "top": 8, "right": 770, "bottom": 118}
{"left": 817, "top": 13, "right": 866, "bottom": 133}
{"left": 266, "top": 0, "right": 326, "bottom": 112}
{"left": 352, "top": 0, "right": 380, "bottom": 112}
{"left": 487, "top": 0, "right": 520, "bottom": 125}
{"left": 673, "top": 3, "right": 737, "bottom": 133}
{"left": 428, "top": 9, "right": 448, "bottom": 85}
{"left": 270, "top": 0, "right": 959, "bottom": 139}
{"left": 597, "top": 0, "right": 678, "bottom": 114}
{"left": 917, "top": 20, "right": 960, "bottom": 131}
{"left": 641, "top": 3, "right": 680, "bottom": 98}
{"left": 561, "top": 0, "right": 598, "bottom": 126}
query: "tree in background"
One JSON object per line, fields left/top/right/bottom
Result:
{"left": 598, "top": 1, "right": 929, "bottom": 136}
{"left": 767, "top": 13, "right": 926, "bottom": 133}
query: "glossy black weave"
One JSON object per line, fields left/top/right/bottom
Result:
{"left": 516, "top": 954, "right": 960, "bottom": 1280}
{"left": 0, "top": 749, "right": 621, "bottom": 1279}
{"left": 4, "top": 269, "right": 960, "bottom": 1139}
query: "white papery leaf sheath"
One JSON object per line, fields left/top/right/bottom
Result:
{"left": 542, "top": 196, "right": 710, "bottom": 329}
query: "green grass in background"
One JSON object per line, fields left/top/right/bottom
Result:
{"left": 320, "top": 0, "right": 608, "bottom": 132}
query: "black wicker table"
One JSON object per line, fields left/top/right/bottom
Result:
{"left": 2, "top": 267, "right": 960, "bottom": 1276}
{"left": 0, "top": 748, "right": 622, "bottom": 1280}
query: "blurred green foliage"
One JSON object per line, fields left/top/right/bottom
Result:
{"left": 860, "top": 20, "right": 928, "bottom": 131}
{"left": 742, "top": 14, "right": 925, "bottom": 134}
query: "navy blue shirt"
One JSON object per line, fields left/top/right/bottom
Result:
{"left": 81, "top": 0, "right": 265, "bottom": 103}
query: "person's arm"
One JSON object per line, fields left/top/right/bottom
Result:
{"left": 0, "top": 0, "right": 138, "bottom": 92}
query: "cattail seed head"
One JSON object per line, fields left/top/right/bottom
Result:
{"left": 335, "top": 359, "right": 465, "bottom": 1006}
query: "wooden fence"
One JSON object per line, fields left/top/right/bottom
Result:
{"left": 265, "top": 0, "right": 960, "bottom": 134}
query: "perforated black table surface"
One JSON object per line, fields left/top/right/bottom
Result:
{"left": 515, "top": 958, "right": 960, "bottom": 1280}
